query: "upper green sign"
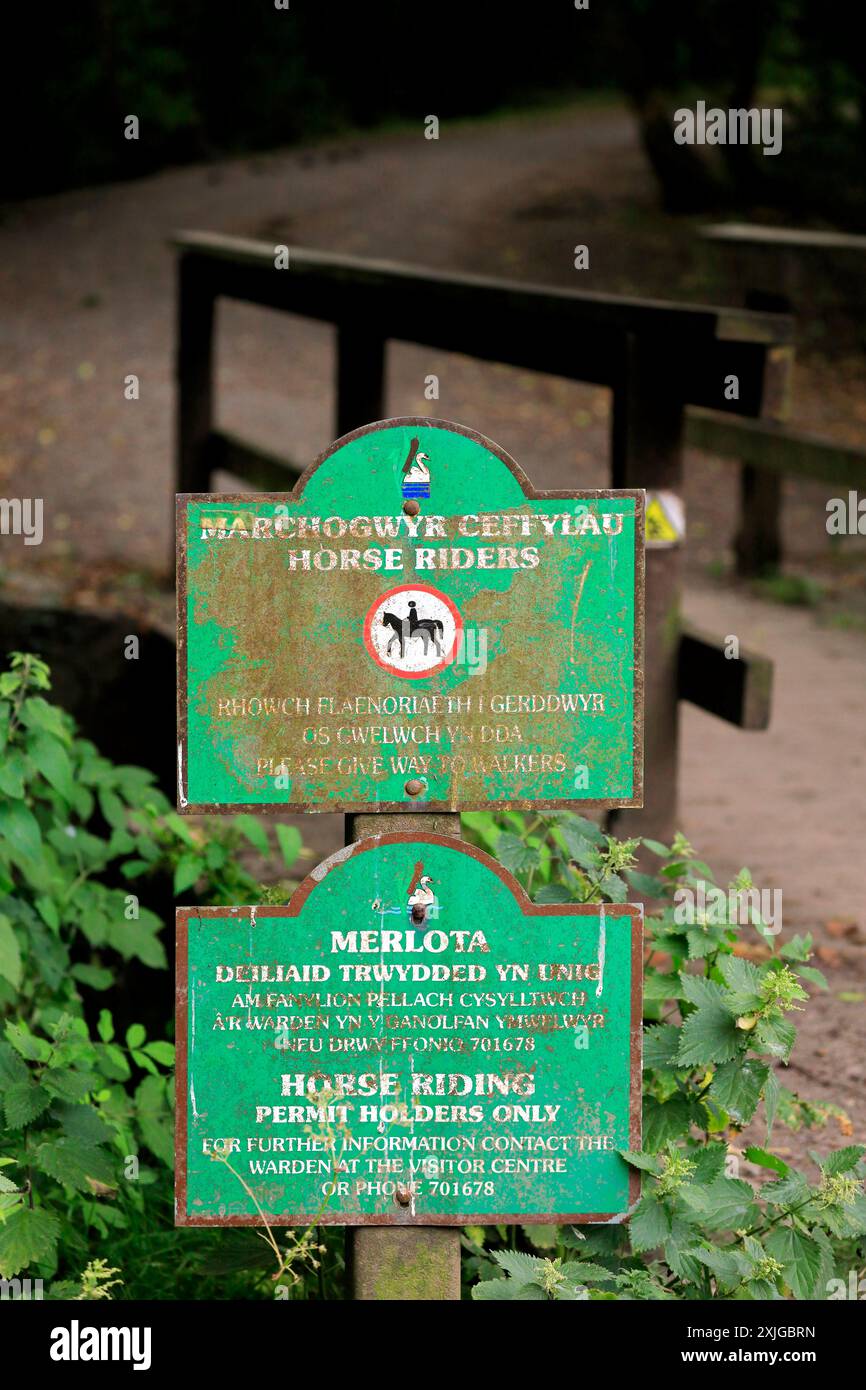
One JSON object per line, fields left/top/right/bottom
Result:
{"left": 175, "top": 834, "right": 642, "bottom": 1226}
{"left": 177, "top": 418, "right": 643, "bottom": 813}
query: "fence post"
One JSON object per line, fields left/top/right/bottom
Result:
{"left": 336, "top": 326, "right": 386, "bottom": 437}
{"left": 733, "top": 291, "right": 790, "bottom": 576}
{"left": 611, "top": 332, "right": 684, "bottom": 845}
{"left": 176, "top": 254, "right": 215, "bottom": 496}
{"left": 345, "top": 809, "right": 462, "bottom": 1302}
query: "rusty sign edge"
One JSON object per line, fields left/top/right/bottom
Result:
{"left": 176, "top": 416, "right": 645, "bottom": 816}
{"left": 174, "top": 831, "right": 643, "bottom": 1228}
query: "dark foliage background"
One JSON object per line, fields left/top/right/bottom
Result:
{"left": 9, "top": 0, "right": 866, "bottom": 223}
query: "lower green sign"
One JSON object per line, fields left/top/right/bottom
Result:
{"left": 176, "top": 835, "right": 642, "bottom": 1226}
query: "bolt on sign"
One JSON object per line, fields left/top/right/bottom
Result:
{"left": 175, "top": 834, "right": 642, "bottom": 1226}
{"left": 176, "top": 418, "right": 644, "bottom": 813}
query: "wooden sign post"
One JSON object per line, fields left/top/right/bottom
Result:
{"left": 175, "top": 418, "right": 645, "bottom": 1300}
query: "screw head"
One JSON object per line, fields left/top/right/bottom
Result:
{"left": 404, "top": 779, "right": 424, "bottom": 797}
{"left": 394, "top": 1186, "right": 411, "bottom": 1207}
{"left": 402, "top": 499, "right": 420, "bottom": 516}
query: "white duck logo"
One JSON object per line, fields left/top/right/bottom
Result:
{"left": 401, "top": 436, "right": 431, "bottom": 499}
{"left": 408, "top": 874, "right": 436, "bottom": 924}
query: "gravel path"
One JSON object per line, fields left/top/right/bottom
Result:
{"left": 2, "top": 100, "right": 863, "bottom": 1152}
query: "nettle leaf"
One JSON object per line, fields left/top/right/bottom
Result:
{"left": 754, "top": 1015, "right": 796, "bottom": 1062}
{"left": 685, "top": 924, "right": 730, "bottom": 959}
{"left": 618, "top": 1149, "right": 662, "bottom": 1175}
{"left": 629, "top": 1196, "right": 673, "bottom": 1252}
{"left": 762, "top": 1171, "right": 812, "bottom": 1208}
{"left": 765, "top": 1225, "right": 826, "bottom": 1300}
{"left": 709, "top": 1059, "right": 770, "bottom": 1125}
{"left": 533, "top": 882, "right": 575, "bottom": 905}
{"left": 642, "top": 1023, "right": 681, "bottom": 1068}
{"left": 5, "top": 1021, "right": 52, "bottom": 1063}
{"left": 687, "top": 1245, "right": 750, "bottom": 1291}
{"left": 643, "top": 1095, "right": 694, "bottom": 1152}
{"left": 779, "top": 933, "right": 813, "bottom": 963}
{"left": 0, "top": 1207, "right": 61, "bottom": 1279}
{"left": 743, "top": 1146, "right": 789, "bottom": 1176}
{"left": 34, "top": 1136, "right": 115, "bottom": 1192}
{"left": 643, "top": 972, "right": 683, "bottom": 1003}
{"left": 52, "top": 1100, "right": 114, "bottom": 1146}
{"left": 676, "top": 990, "right": 740, "bottom": 1067}
{"left": 821, "top": 1145, "right": 865, "bottom": 1176}
{"left": 687, "top": 1142, "right": 729, "bottom": 1185}
{"left": 495, "top": 834, "right": 540, "bottom": 875}
{"left": 491, "top": 1249, "right": 549, "bottom": 1285}
{"left": 4, "top": 1079, "right": 51, "bottom": 1128}
{"left": 679, "top": 1177, "right": 760, "bottom": 1231}
{"left": 717, "top": 955, "right": 765, "bottom": 1015}
{"left": 472, "top": 1276, "right": 515, "bottom": 1300}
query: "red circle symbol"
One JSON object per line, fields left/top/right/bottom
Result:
{"left": 363, "top": 584, "right": 463, "bottom": 680}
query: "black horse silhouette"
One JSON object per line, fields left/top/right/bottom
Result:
{"left": 380, "top": 601, "right": 445, "bottom": 660}
{"left": 407, "top": 601, "right": 444, "bottom": 656}
{"left": 382, "top": 611, "right": 408, "bottom": 657}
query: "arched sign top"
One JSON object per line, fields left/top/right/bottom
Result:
{"left": 177, "top": 417, "right": 644, "bottom": 814}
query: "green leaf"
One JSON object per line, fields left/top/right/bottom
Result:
{"left": 135, "top": 1074, "right": 173, "bottom": 1165}
{"left": 779, "top": 934, "right": 813, "bottom": 963}
{"left": 533, "top": 883, "right": 575, "bottom": 905}
{"left": 5, "top": 1021, "right": 51, "bottom": 1063}
{"left": 0, "top": 913, "right": 22, "bottom": 990}
{"left": 472, "top": 1276, "right": 513, "bottom": 1300}
{"left": 717, "top": 955, "right": 765, "bottom": 1014}
{"left": 618, "top": 1149, "right": 663, "bottom": 1175}
{"left": 143, "top": 1041, "right": 175, "bottom": 1066}
{"left": 496, "top": 833, "right": 541, "bottom": 874}
{"left": 97, "top": 1009, "right": 114, "bottom": 1043}
{"left": 644, "top": 1095, "right": 694, "bottom": 1151}
{"left": 821, "top": 1145, "right": 865, "bottom": 1176}
{"left": 34, "top": 1136, "right": 115, "bottom": 1192}
{"left": 765, "top": 1225, "right": 825, "bottom": 1299}
{"left": 125, "top": 1023, "right": 146, "bottom": 1050}
{"left": 642, "top": 1023, "right": 681, "bottom": 1068}
{"left": 676, "top": 997, "right": 740, "bottom": 1067}
{"left": 0, "top": 801, "right": 42, "bottom": 861}
{"left": 0, "top": 1207, "right": 61, "bottom": 1278}
{"left": 491, "top": 1249, "right": 548, "bottom": 1285}
{"left": 28, "top": 731, "right": 76, "bottom": 804}
{"left": 4, "top": 1079, "right": 51, "bottom": 1128}
{"left": 754, "top": 1015, "right": 796, "bottom": 1062}
{"left": 20, "top": 696, "right": 69, "bottom": 742}
{"left": 642, "top": 839, "right": 671, "bottom": 858}
{"left": 173, "top": 854, "right": 205, "bottom": 895}
{"left": 98, "top": 789, "right": 128, "bottom": 829}
{"left": 710, "top": 1059, "right": 770, "bottom": 1125}
{"left": 0, "top": 749, "right": 26, "bottom": 798}
{"left": 275, "top": 823, "right": 302, "bottom": 870}
{"left": 743, "top": 1146, "right": 789, "bottom": 1176}
{"left": 629, "top": 1196, "right": 673, "bottom": 1252}
{"left": 237, "top": 815, "right": 269, "bottom": 855}
{"left": 679, "top": 1178, "right": 760, "bottom": 1231}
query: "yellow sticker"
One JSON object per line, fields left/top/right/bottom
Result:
{"left": 645, "top": 491, "right": 684, "bottom": 547}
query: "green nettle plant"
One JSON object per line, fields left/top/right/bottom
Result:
{"left": 461, "top": 811, "right": 866, "bottom": 1301}
{"left": 1, "top": 654, "right": 862, "bottom": 1300}
{"left": 0, "top": 653, "right": 310, "bottom": 1298}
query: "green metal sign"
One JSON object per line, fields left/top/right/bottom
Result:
{"left": 177, "top": 418, "right": 643, "bottom": 813}
{"left": 175, "top": 834, "right": 642, "bottom": 1226}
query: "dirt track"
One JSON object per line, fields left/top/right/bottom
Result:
{"left": 1, "top": 101, "right": 863, "bottom": 1156}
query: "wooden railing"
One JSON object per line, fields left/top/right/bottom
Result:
{"left": 173, "top": 230, "right": 793, "bottom": 839}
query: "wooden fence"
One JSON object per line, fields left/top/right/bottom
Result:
{"left": 173, "top": 230, "right": 794, "bottom": 840}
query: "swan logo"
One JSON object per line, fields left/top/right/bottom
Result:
{"left": 401, "top": 437, "right": 431, "bottom": 499}
{"left": 363, "top": 583, "right": 462, "bottom": 679}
